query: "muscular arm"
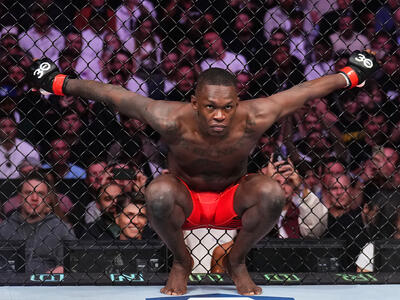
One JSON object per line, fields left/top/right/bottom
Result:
{"left": 64, "top": 79, "right": 182, "bottom": 134}
{"left": 251, "top": 74, "right": 347, "bottom": 129}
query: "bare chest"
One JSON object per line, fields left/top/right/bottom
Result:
{"left": 168, "top": 133, "right": 256, "bottom": 176}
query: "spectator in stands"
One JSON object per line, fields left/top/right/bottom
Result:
{"left": 0, "top": 113, "right": 40, "bottom": 179}
{"left": 370, "top": 31, "right": 395, "bottom": 61}
{"left": 166, "top": 64, "right": 197, "bottom": 102}
{"left": 161, "top": 0, "right": 196, "bottom": 50}
{"left": 288, "top": 10, "right": 313, "bottom": 65}
{"left": 3, "top": 165, "right": 74, "bottom": 221}
{"left": 295, "top": 102, "right": 347, "bottom": 162}
{"left": 108, "top": 115, "right": 164, "bottom": 179}
{"left": 133, "top": 16, "right": 162, "bottom": 78}
{"left": 184, "top": 8, "right": 215, "bottom": 45}
{"left": 65, "top": 30, "right": 83, "bottom": 53}
{"left": 0, "top": 171, "right": 75, "bottom": 273}
{"left": 329, "top": 13, "right": 370, "bottom": 54}
{"left": 0, "top": 29, "right": 19, "bottom": 58}
{"left": 267, "top": 27, "right": 289, "bottom": 49}
{"left": 52, "top": 110, "right": 87, "bottom": 165}
{"left": 73, "top": 0, "right": 116, "bottom": 33}
{"left": 115, "top": 193, "right": 150, "bottom": 240}
{"left": 320, "top": 158, "right": 347, "bottom": 186}
{"left": 0, "top": 85, "right": 19, "bottom": 122}
{"left": 85, "top": 182, "right": 123, "bottom": 239}
{"left": 358, "top": 147, "right": 400, "bottom": 240}
{"left": 222, "top": 9, "right": 267, "bottom": 74}
{"left": 58, "top": 49, "right": 80, "bottom": 77}
{"left": 105, "top": 49, "right": 148, "bottom": 95}
{"left": 103, "top": 162, "right": 148, "bottom": 195}
{"left": 60, "top": 31, "right": 83, "bottom": 76}
{"left": 75, "top": 4, "right": 115, "bottom": 81}
{"left": 375, "top": 0, "right": 400, "bottom": 34}
{"left": 322, "top": 174, "right": 369, "bottom": 271}
{"left": 256, "top": 43, "right": 305, "bottom": 96}
{"left": 98, "top": 33, "right": 123, "bottom": 82}
{"left": 302, "top": 164, "right": 322, "bottom": 199}
{"left": 2, "top": 157, "right": 39, "bottom": 214}
{"left": 235, "top": 71, "right": 254, "bottom": 100}
{"left": 333, "top": 89, "right": 364, "bottom": 151}
{"left": 200, "top": 30, "right": 248, "bottom": 73}
{"left": 176, "top": 38, "right": 202, "bottom": 76}
{"left": 264, "top": 0, "right": 315, "bottom": 41}
{"left": 248, "top": 125, "right": 283, "bottom": 173}
{"left": 115, "top": 0, "right": 156, "bottom": 54}
{"left": 84, "top": 160, "right": 108, "bottom": 204}
{"left": 50, "top": 94, "right": 88, "bottom": 121}
{"left": 65, "top": 160, "right": 107, "bottom": 238}
{"left": 18, "top": 4, "right": 64, "bottom": 62}
{"left": 161, "top": 2, "right": 212, "bottom": 51}
{"left": 355, "top": 81, "right": 393, "bottom": 113}
{"left": 318, "top": 0, "right": 366, "bottom": 38}
{"left": 49, "top": 107, "right": 112, "bottom": 169}
{"left": 148, "top": 51, "right": 179, "bottom": 100}
{"left": 378, "top": 52, "right": 400, "bottom": 100}
{"left": 348, "top": 111, "right": 392, "bottom": 173}
{"left": 263, "top": 158, "right": 328, "bottom": 239}
{"left": 42, "top": 137, "right": 86, "bottom": 180}
{"left": 305, "top": 36, "right": 335, "bottom": 81}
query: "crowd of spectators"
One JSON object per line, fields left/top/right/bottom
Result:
{"left": 0, "top": 0, "right": 399, "bottom": 274}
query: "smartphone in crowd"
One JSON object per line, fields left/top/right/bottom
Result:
{"left": 112, "top": 168, "right": 136, "bottom": 180}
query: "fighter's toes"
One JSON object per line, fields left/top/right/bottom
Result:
{"left": 238, "top": 285, "right": 262, "bottom": 296}
{"left": 160, "top": 286, "right": 187, "bottom": 295}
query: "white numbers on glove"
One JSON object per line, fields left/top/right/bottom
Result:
{"left": 354, "top": 53, "right": 373, "bottom": 69}
{"left": 33, "top": 62, "right": 51, "bottom": 79}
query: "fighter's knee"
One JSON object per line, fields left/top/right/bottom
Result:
{"left": 256, "top": 180, "right": 285, "bottom": 212}
{"left": 145, "top": 178, "right": 177, "bottom": 218}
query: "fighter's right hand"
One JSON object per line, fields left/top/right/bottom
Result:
{"left": 29, "top": 58, "right": 69, "bottom": 96}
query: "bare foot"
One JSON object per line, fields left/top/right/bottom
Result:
{"left": 223, "top": 254, "right": 262, "bottom": 296}
{"left": 160, "top": 254, "right": 193, "bottom": 295}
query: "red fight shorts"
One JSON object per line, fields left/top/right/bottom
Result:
{"left": 178, "top": 178, "right": 242, "bottom": 230}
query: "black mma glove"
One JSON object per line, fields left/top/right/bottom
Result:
{"left": 338, "top": 50, "right": 379, "bottom": 89}
{"left": 29, "top": 58, "right": 69, "bottom": 96}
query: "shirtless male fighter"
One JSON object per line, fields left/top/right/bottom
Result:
{"left": 29, "top": 50, "right": 378, "bottom": 295}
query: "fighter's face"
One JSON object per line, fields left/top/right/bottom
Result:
{"left": 192, "top": 84, "right": 238, "bottom": 137}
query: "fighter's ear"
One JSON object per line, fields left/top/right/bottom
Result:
{"left": 191, "top": 95, "right": 198, "bottom": 111}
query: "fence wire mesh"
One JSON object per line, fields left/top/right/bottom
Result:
{"left": 0, "top": 0, "right": 399, "bottom": 286}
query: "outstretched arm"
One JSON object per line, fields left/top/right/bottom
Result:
{"left": 249, "top": 74, "right": 347, "bottom": 130}
{"left": 249, "top": 50, "right": 379, "bottom": 130}
{"left": 29, "top": 59, "right": 182, "bottom": 133}
{"left": 65, "top": 79, "right": 154, "bottom": 122}
{"left": 268, "top": 73, "right": 347, "bottom": 120}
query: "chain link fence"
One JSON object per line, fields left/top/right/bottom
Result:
{"left": 0, "top": 0, "right": 399, "bottom": 286}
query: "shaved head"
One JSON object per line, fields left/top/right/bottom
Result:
{"left": 196, "top": 68, "right": 236, "bottom": 95}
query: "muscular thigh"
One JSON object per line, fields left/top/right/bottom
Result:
{"left": 234, "top": 173, "right": 282, "bottom": 217}
{"left": 145, "top": 174, "right": 193, "bottom": 218}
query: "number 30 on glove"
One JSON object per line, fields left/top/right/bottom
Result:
{"left": 339, "top": 50, "right": 379, "bottom": 89}
{"left": 30, "top": 58, "right": 69, "bottom": 96}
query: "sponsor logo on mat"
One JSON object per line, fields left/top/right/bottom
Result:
{"left": 147, "top": 293, "right": 294, "bottom": 300}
